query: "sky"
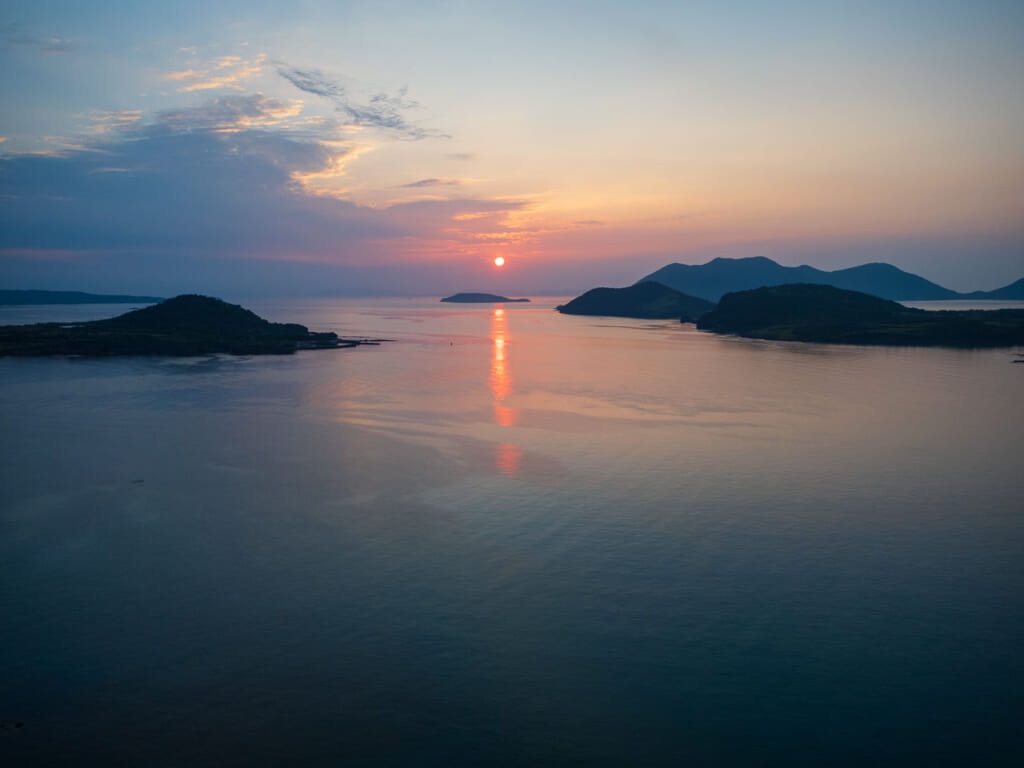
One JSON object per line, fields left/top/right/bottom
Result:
{"left": 1, "top": 0, "right": 1022, "bottom": 296}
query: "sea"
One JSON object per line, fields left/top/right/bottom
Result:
{"left": 2, "top": 297, "right": 1022, "bottom": 766}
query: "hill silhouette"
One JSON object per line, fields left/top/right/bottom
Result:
{"left": 640, "top": 257, "right": 960, "bottom": 302}
{"left": 557, "top": 281, "right": 715, "bottom": 320}
{"left": 962, "top": 278, "right": 1024, "bottom": 301}
{"left": 0, "top": 295, "right": 355, "bottom": 356}
{"left": 696, "top": 284, "right": 1024, "bottom": 347}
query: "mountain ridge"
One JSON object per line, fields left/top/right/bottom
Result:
{"left": 638, "top": 257, "right": 1021, "bottom": 302}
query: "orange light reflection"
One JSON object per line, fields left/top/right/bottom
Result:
{"left": 495, "top": 442, "right": 523, "bottom": 477}
{"left": 489, "top": 308, "right": 514, "bottom": 409}
{"left": 490, "top": 307, "right": 521, "bottom": 476}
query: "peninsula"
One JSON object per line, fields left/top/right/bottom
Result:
{"left": 696, "top": 283, "right": 1024, "bottom": 347}
{"left": 557, "top": 281, "right": 715, "bottom": 321}
{"left": 0, "top": 294, "right": 368, "bottom": 356}
{"left": 440, "top": 293, "right": 530, "bottom": 303}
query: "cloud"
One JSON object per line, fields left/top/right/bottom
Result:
{"left": 87, "top": 111, "right": 143, "bottom": 134}
{"left": 0, "top": 104, "right": 390, "bottom": 258}
{"left": 2, "top": 23, "right": 72, "bottom": 53}
{"left": 400, "top": 178, "right": 463, "bottom": 188}
{"left": 164, "top": 55, "right": 265, "bottom": 92}
{"left": 0, "top": 95, "right": 524, "bottom": 283}
{"left": 446, "top": 152, "right": 476, "bottom": 161}
{"left": 276, "top": 64, "right": 448, "bottom": 140}
{"left": 146, "top": 94, "right": 304, "bottom": 135}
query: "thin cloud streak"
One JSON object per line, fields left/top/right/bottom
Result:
{"left": 400, "top": 178, "right": 463, "bottom": 188}
{"left": 1, "top": 23, "right": 72, "bottom": 53}
{"left": 276, "top": 64, "right": 449, "bottom": 140}
{"left": 164, "top": 55, "right": 265, "bottom": 93}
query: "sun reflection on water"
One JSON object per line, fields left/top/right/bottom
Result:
{"left": 490, "top": 307, "right": 521, "bottom": 476}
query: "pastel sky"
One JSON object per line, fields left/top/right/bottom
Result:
{"left": 2, "top": 0, "right": 1022, "bottom": 296}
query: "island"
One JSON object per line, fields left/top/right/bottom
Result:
{"left": 696, "top": 283, "right": 1024, "bottom": 347}
{"left": 440, "top": 293, "right": 530, "bottom": 303}
{"left": 556, "top": 281, "right": 715, "bottom": 321}
{"left": 0, "top": 289, "right": 165, "bottom": 305}
{"left": 0, "top": 294, "right": 372, "bottom": 356}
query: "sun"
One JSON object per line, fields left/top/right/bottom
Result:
{"left": 493, "top": 256, "right": 505, "bottom": 267}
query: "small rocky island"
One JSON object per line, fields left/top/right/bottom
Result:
{"left": 0, "top": 294, "right": 369, "bottom": 356}
{"left": 696, "top": 283, "right": 1024, "bottom": 347}
{"left": 440, "top": 293, "right": 530, "bottom": 303}
{"left": 557, "top": 281, "right": 715, "bottom": 321}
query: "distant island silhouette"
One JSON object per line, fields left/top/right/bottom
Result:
{"left": 557, "top": 281, "right": 714, "bottom": 320}
{"left": 441, "top": 293, "right": 530, "bottom": 303}
{"left": 696, "top": 284, "right": 1024, "bottom": 347}
{"left": 0, "top": 295, "right": 370, "bottom": 356}
{"left": 0, "top": 289, "right": 164, "bottom": 305}
{"left": 638, "top": 256, "right": 1024, "bottom": 302}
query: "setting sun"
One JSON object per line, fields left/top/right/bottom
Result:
{"left": 493, "top": 256, "right": 505, "bottom": 267}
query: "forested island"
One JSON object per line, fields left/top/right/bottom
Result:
{"left": 440, "top": 293, "right": 530, "bottom": 303}
{"left": 696, "top": 284, "right": 1024, "bottom": 347}
{"left": 0, "top": 295, "right": 370, "bottom": 356}
{"left": 556, "top": 281, "right": 715, "bottom": 320}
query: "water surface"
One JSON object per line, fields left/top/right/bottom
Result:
{"left": 2, "top": 298, "right": 1022, "bottom": 766}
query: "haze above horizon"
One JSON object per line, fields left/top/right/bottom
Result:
{"left": 2, "top": 1, "right": 1022, "bottom": 297}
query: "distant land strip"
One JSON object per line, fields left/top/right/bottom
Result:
{"left": 441, "top": 293, "right": 530, "bottom": 303}
{"left": 0, "top": 290, "right": 165, "bottom": 305}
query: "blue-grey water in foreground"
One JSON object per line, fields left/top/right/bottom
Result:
{"left": 2, "top": 298, "right": 1022, "bottom": 766}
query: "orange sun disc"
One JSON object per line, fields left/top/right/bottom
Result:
{"left": 494, "top": 256, "right": 505, "bottom": 267}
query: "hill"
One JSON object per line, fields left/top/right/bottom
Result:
{"left": 696, "top": 284, "right": 1024, "bottom": 347}
{"left": 0, "top": 295, "right": 358, "bottom": 356}
{"left": 639, "top": 257, "right": 959, "bottom": 302}
{"left": 440, "top": 293, "right": 529, "bottom": 303}
{"left": 0, "top": 289, "right": 164, "bottom": 305}
{"left": 963, "top": 278, "right": 1024, "bottom": 301}
{"left": 556, "top": 281, "right": 715, "bottom": 321}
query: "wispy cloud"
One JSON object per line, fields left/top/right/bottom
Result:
{"left": 400, "top": 178, "right": 463, "bottom": 189}
{"left": 2, "top": 23, "right": 72, "bottom": 53}
{"left": 446, "top": 152, "right": 476, "bottom": 161}
{"left": 87, "top": 111, "right": 143, "bottom": 134}
{"left": 276, "top": 64, "right": 448, "bottom": 141}
{"left": 164, "top": 55, "right": 265, "bottom": 92}
{"left": 148, "top": 94, "right": 303, "bottom": 134}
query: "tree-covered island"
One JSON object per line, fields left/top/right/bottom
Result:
{"left": 0, "top": 295, "right": 372, "bottom": 356}
{"left": 696, "top": 284, "right": 1024, "bottom": 347}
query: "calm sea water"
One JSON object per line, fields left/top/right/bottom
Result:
{"left": 2, "top": 297, "right": 1022, "bottom": 766}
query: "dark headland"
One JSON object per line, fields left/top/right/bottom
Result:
{"left": 556, "top": 281, "right": 715, "bottom": 321}
{"left": 696, "top": 283, "right": 1024, "bottom": 347}
{"left": 0, "top": 294, "right": 370, "bottom": 356}
{"left": 0, "top": 289, "right": 165, "bottom": 305}
{"left": 441, "top": 293, "right": 530, "bottom": 303}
